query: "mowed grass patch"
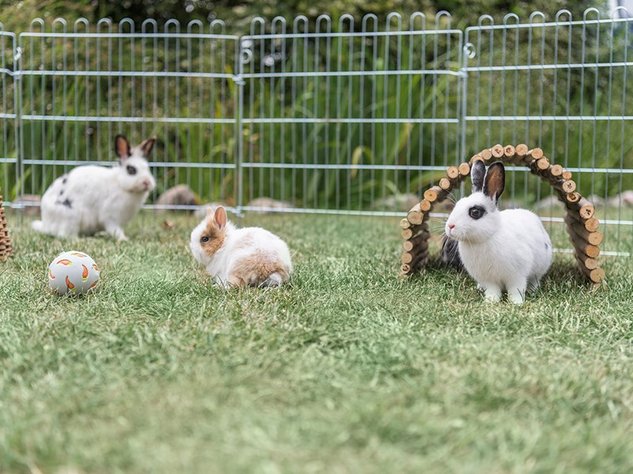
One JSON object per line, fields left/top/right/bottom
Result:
{"left": 0, "top": 211, "right": 632, "bottom": 473}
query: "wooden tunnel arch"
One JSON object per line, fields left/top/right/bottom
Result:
{"left": 400, "top": 144, "right": 605, "bottom": 285}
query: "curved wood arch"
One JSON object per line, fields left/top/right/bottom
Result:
{"left": 400, "top": 144, "right": 605, "bottom": 285}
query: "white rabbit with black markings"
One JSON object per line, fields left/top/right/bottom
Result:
{"left": 32, "top": 134, "right": 156, "bottom": 241}
{"left": 444, "top": 160, "right": 552, "bottom": 305}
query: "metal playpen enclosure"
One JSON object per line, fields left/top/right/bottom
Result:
{"left": 0, "top": 8, "right": 631, "bottom": 255}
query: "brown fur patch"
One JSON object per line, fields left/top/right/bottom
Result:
{"left": 484, "top": 162, "right": 505, "bottom": 202}
{"left": 200, "top": 218, "right": 226, "bottom": 257}
{"left": 229, "top": 251, "right": 289, "bottom": 287}
{"left": 115, "top": 135, "right": 131, "bottom": 159}
{"left": 138, "top": 137, "right": 156, "bottom": 157}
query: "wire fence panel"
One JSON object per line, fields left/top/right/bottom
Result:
{"left": 463, "top": 9, "right": 633, "bottom": 255}
{"left": 0, "top": 9, "right": 631, "bottom": 254}
{"left": 238, "top": 13, "right": 463, "bottom": 215}
{"left": 16, "top": 19, "right": 239, "bottom": 212}
{"left": 0, "top": 28, "right": 16, "bottom": 204}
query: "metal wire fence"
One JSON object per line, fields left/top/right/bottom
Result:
{"left": 0, "top": 8, "right": 631, "bottom": 255}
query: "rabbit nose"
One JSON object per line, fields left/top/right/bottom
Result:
{"left": 448, "top": 223, "right": 456, "bottom": 230}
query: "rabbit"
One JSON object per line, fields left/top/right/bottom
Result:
{"left": 444, "top": 160, "right": 552, "bottom": 305}
{"left": 190, "top": 205, "right": 292, "bottom": 288}
{"left": 32, "top": 135, "right": 156, "bottom": 241}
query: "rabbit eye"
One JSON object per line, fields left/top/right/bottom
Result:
{"left": 126, "top": 165, "right": 137, "bottom": 175}
{"left": 468, "top": 206, "right": 485, "bottom": 220}
{"left": 200, "top": 236, "right": 210, "bottom": 243}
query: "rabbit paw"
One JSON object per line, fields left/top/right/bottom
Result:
{"left": 483, "top": 286, "right": 502, "bottom": 303}
{"left": 507, "top": 289, "right": 525, "bottom": 305}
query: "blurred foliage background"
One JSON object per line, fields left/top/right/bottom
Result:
{"left": 0, "top": 0, "right": 602, "bottom": 31}
{"left": 0, "top": 0, "right": 631, "bottom": 213}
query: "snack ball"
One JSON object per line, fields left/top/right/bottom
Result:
{"left": 48, "top": 251, "right": 100, "bottom": 296}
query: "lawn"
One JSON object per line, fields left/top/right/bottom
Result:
{"left": 0, "top": 211, "right": 632, "bottom": 473}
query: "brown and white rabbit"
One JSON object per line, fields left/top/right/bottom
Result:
{"left": 444, "top": 160, "right": 553, "bottom": 304}
{"left": 190, "top": 206, "right": 292, "bottom": 288}
{"left": 32, "top": 135, "right": 156, "bottom": 241}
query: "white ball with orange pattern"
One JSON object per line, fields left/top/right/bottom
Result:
{"left": 48, "top": 251, "right": 100, "bottom": 296}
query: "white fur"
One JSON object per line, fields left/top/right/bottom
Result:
{"left": 190, "top": 217, "right": 293, "bottom": 288}
{"left": 445, "top": 192, "right": 552, "bottom": 304}
{"left": 32, "top": 147, "right": 155, "bottom": 241}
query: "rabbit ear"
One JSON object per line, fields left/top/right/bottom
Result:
{"left": 115, "top": 135, "right": 131, "bottom": 161}
{"left": 483, "top": 161, "right": 505, "bottom": 203}
{"left": 471, "top": 159, "right": 485, "bottom": 192}
{"left": 214, "top": 206, "right": 227, "bottom": 229}
{"left": 139, "top": 137, "right": 156, "bottom": 158}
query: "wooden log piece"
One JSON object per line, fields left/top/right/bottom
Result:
{"left": 403, "top": 237, "right": 429, "bottom": 252}
{"left": 407, "top": 210, "right": 424, "bottom": 226}
{"left": 402, "top": 224, "right": 430, "bottom": 240}
{"left": 555, "top": 180, "right": 577, "bottom": 194}
{"left": 566, "top": 212, "right": 600, "bottom": 231}
{"left": 575, "top": 253, "right": 600, "bottom": 270}
{"left": 574, "top": 228, "right": 604, "bottom": 247}
{"left": 565, "top": 216, "right": 603, "bottom": 245}
{"left": 578, "top": 200, "right": 595, "bottom": 220}
{"left": 408, "top": 250, "right": 430, "bottom": 270}
{"left": 532, "top": 157, "right": 551, "bottom": 172}
{"left": 408, "top": 238, "right": 429, "bottom": 253}
{"left": 573, "top": 239, "right": 601, "bottom": 259}
{"left": 491, "top": 144, "right": 504, "bottom": 159}
{"left": 580, "top": 266, "right": 605, "bottom": 284}
{"left": 439, "top": 177, "right": 452, "bottom": 191}
{"left": 401, "top": 228, "right": 414, "bottom": 240}
{"left": 583, "top": 217, "right": 600, "bottom": 232}
{"left": 515, "top": 144, "right": 529, "bottom": 158}
{"left": 562, "top": 170, "right": 573, "bottom": 180}
{"left": 423, "top": 186, "right": 446, "bottom": 203}
{"left": 406, "top": 203, "right": 428, "bottom": 226}
{"left": 583, "top": 244, "right": 601, "bottom": 259}
{"left": 566, "top": 223, "right": 601, "bottom": 254}
{"left": 569, "top": 235, "right": 601, "bottom": 258}
{"left": 400, "top": 218, "right": 411, "bottom": 229}
{"left": 570, "top": 214, "right": 600, "bottom": 232}
{"left": 419, "top": 199, "right": 432, "bottom": 212}
{"left": 503, "top": 144, "right": 516, "bottom": 159}
{"left": 406, "top": 211, "right": 423, "bottom": 226}
{"left": 528, "top": 147, "right": 544, "bottom": 161}
{"left": 469, "top": 154, "right": 484, "bottom": 165}
{"left": 446, "top": 166, "right": 459, "bottom": 180}
{"left": 550, "top": 164, "right": 563, "bottom": 178}
{"left": 400, "top": 263, "right": 411, "bottom": 275}
{"left": 564, "top": 192, "right": 581, "bottom": 204}
{"left": 480, "top": 148, "right": 492, "bottom": 162}
{"left": 565, "top": 198, "right": 595, "bottom": 220}
{"left": 458, "top": 162, "right": 471, "bottom": 176}
{"left": 402, "top": 231, "right": 430, "bottom": 251}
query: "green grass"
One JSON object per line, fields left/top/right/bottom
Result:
{"left": 1, "top": 211, "right": 632, "bottom": 473}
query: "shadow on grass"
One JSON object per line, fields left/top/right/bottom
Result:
{"left": 408, "top": 253, "right": 592, "bottom": 288}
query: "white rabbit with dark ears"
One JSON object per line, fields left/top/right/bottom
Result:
{"left": 444, "top": 160, "right": 553, "bottom": 304}
{"left": 32, "top": 135, "right": 156, "bottom": 241}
